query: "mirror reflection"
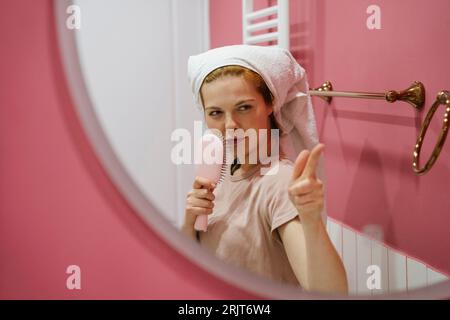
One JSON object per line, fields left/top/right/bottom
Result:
{"left": 63, "top": 0, "right": 450, "bottom": 296}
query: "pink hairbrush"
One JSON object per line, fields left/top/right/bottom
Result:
{"left": 194, "top": 133, "right": 227, "bottom": 232}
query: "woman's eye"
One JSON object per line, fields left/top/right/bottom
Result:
{"left": 209, "top": 110, "right": 222, "bottom": 117}
{"left": 238, "top": 105, "right": 252, "bottom": 111}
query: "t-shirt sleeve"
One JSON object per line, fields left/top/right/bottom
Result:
{"left": 265, "top": 162, "right": 299, "bottom": 234}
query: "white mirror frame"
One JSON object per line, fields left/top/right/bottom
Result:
{"left": 53, "top": 0, "right": 450, "bottom": 299}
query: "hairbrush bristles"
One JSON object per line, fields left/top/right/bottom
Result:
{"left": 217, "top": 136, "right": 228, "bottom": 184}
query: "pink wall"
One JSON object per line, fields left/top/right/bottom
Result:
{"left": 0, "top": 1, "right": 258, "bottom": 299}
{"left": 210, "top": 0, "right": 450, "bottom": 274}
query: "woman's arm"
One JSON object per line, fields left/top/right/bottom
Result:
{"left": 181, "top": 220, "right": 199, "bottom": 242}
{"left": 278, "top": 217, "right": 348, "bottom": 295}
{"left": 281, "top": 143, "right": 347, "bottom": 294}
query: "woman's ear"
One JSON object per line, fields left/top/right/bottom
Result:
{"left": 267, "top": 104, "right": 274, "bottom": 116}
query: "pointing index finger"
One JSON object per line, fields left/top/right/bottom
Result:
{"left": 291, "top": 149, "right": 310, "bottom": 181}
{"left": 301, "top": 143, "right": 325, "bottom": 179}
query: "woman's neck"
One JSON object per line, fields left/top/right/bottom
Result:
{"left": 231, "top": 133, "right": 285, "bottom": 175}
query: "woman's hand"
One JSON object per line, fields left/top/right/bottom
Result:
{"left": 183, "top": 176, "right": 216, "bottom": 230}
{"left": 288, "top": 143, "right": 325, "bottom": 226}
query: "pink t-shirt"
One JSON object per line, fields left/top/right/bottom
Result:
{"left": 199, "top": 158, "right": 301, "bottom": 286}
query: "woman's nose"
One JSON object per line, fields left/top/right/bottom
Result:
{"left": 224, "top": 114, "right": 239, "bottom": 130}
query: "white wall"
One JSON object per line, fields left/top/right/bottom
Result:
{"left": 73, "top": 0, "right": 209, "bottom": 227}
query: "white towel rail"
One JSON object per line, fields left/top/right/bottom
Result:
{"left": 242, "top": 0, "right": 289, "bottom": 49}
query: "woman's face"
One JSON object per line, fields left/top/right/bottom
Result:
{"left": 200, "top": 75, "right": 273, "bottom": 161}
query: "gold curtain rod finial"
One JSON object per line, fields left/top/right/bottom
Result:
{"left": 385, "top": 81, "right": 425, "bottom": 110}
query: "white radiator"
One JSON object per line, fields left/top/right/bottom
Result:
{"left": 327, "top": 218, "right": 449, "bottom": 295}
{"left": 242, "top": 0, "right": 289, "bottom": 49}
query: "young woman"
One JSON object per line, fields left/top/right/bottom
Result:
{"left": 182, "top": 64, "right": 348, "bottom": 295}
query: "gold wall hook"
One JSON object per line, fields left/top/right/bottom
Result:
{"left": 308, "top": 81, "right": 425, "bottom": 110}
{"left": 412, "top": 90, "right": 450, "bottom": 175}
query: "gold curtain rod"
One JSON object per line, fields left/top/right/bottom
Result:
{"left": 306, "top": 81, "right": 425, "bottom": 110}
{"left": 302, "top": 80, "right": 449, "bottom": 175}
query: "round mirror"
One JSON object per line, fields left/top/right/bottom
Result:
{"left": 54, "top": 0, "right": 450, "bottom": 298}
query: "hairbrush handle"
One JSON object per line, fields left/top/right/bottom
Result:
{"left": 194, "top": 214, "right": 208, "bottom": 232}
{"left": 194, "top": 133, "right": 225, "bottom": 232}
